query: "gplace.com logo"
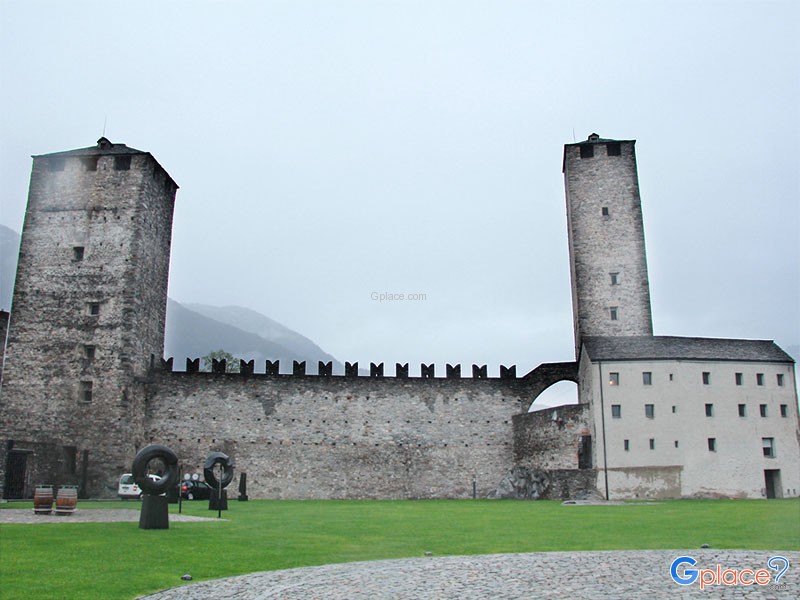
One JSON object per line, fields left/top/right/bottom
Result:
{"left": 670, "top": 555, "right": 789, "bottom": 590}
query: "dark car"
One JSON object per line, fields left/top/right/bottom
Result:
{"left": 180, "top": 480, "right": 212, "bottom": 500}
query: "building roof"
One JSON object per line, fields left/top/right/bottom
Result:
{"left": 563, "top": 132, "right": 635, "bottom": 148}
{"left": 582, "top": 336, "right": 795, "bottom": 364}
{"left": 33, "top": 137, "right": 146, "bottom": 158}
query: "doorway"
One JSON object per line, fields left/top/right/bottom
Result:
{"left": 764, "top": 469, "right": 782, "bottom": 499}
{"left": 3, "top": 450, "right": 30, "bottom": 499}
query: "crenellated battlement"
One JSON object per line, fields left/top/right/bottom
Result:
{"left": 162, "top": 358, "right": 522, "bottom": 379}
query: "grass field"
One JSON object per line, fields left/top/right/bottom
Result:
{"left": 1, "top": 498, "right": 798, "bottom": 599}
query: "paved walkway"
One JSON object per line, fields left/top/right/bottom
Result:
{"left": 139, "top": 550, "right": 799, "bottom": 599}
{"left": 0, "top": 508, "right": 219, "bottom": 524}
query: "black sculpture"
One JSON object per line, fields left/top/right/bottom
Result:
{"left": 133, "top": 444, "right": 179, "bottom": 529}
{"left": 204, "top": 451, "right": 234, "bottom": 511}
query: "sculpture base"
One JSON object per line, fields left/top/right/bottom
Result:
{"left": 139, "top": 494, "right": 169, "bottom": 529}
{"left": 209, "top": 489, "right": 228, "bottom": 511}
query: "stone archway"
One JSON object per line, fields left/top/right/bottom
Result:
{"left": 520, "top": 362, "right": 579, "bottom": 412}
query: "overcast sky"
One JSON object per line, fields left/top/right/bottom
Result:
{"left": 1, "top": 0, "right": 798, "bottom": 380}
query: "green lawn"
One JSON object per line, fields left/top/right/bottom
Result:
{"left": 1, "top": 499, "right": 798, "bottom": 600}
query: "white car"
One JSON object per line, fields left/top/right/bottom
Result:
{"left": 118, "top": 473, "right": 162, "bottom": 499}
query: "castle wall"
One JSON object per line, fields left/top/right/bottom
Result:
{"left": 145, "top": 371, "right": 553, "bottom": 499}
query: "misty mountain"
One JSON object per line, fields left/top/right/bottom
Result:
{"left": 165, "top": 300, "right": 342, "bottom": 372}
{"left": 0, "top": 225, "right": 20, "bottom": 311}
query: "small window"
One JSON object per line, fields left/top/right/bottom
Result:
{"left": 48, "top": 156, "right": 65, "bottom": 171}
{"left": 88, "top": 302, "right": 100, "bottom": 316}
{"left": 708, "top": 438, "right": 717, "bottom": 452}
{"left": 777, "top": 373, "right": 784, "bottom": 386}
{"left": 606, "top": 142, "right": 621, "bottom": 156}
{"left": 623, "top": 439, "right": 629, "bottom": 451}
{"left": 73, "top": 246, "right": 85, "bottom": 261}
{"left": 649, "top": 438, "right": 655, "bottom": 450}
{"left": 642, "top": 372, "right": 652, "bottom": 385}
{"left": 756, "top": 373, "right": 764, "bottom": 386}
{"left": 760, "top": 404, "right": 767, "bottom": 417}
{"left": 80, "top": 381, "right": 93, "bottom": 403}
{"left": 674, "top": 440, "right": 679, "bottom": 448}
{"left": 610, "top": 307, "right": 618, "bottom": 321}
{"left": 645, "top": 404, "right": 655, "bottom": 419}
{"left": 705, "top": 403, "right": 714, "bottom": 417}
{"left": 114, "top": 156, "right": 131, "bottom": 171}
{"left": 579, "top": 144, "right": 594, "bottom": 159}
{"left": 780, "top": 404, "right": 788, "bottom": 418}
{"left": 669, "top": 373, "right": 674, "bottom": 381}
{"left": 735, "top": 372, "right": 743, "bottom": 386}
{"left": 609, "top": 372, "right": 619, "bottom": 386}
{"left": 611, "top": 404, "right": 621, "bottom": 418}
{"left": 738, "top": 404, "right": 746, "bottom": 417}
{"left": 671, "top": 405, "right": 677, "bottom": 413}
{"left": 84, "top": 345, "right": 95, "bottom": 361}
{"left": 762, "top": 437, "right": 775, "bottom": 458}
{"left": 601, "top": 206, "right": 609, "bottom": 216}
{"left": 81, "top": 156, "right": 98, "bottom": 171}
{"left": 702, "top": 372, "right": 711, "bottom": 385}
{"left": 610, "top": 272, "right": 619, "bottom": 285}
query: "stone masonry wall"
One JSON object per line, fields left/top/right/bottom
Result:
{"left": 145, "top": 371, "right": 544, "bottom": 499}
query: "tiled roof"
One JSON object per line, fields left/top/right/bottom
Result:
{"left": 582, "top": 336, "right": 795, "bottom": 363}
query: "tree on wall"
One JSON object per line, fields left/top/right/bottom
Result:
{"left": 201, "top": 349, "right": 241, "bottom": 373}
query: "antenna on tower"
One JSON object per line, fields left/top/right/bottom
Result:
{"left": 572, "top": 128, "right": 576, "bottom": 142}
{"left": 102, "top": 116, "right": 107, "bottom": 137}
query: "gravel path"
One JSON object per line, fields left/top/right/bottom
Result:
{"left": 0, "top": 508, "right": 220, "bottom": 523}
{"left": 138, "top": 550, "right": 798, "bottom": 599}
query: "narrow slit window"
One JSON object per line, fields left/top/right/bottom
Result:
{"left": 649, "top": 438, "right": 655, "bottom": 450}
{"left": 610, "top": 307, "right": 618, "bottom": 321}
{"left": 623, "top": 439, "right": 629, "bottom": 451}
{"left": 80, "top": 381, "right": 93, "bottom": 403}
{"left": 756, "top": 373, "right": 764, "bottom": 386}
{"left": 707, "top": 438, "right": 716, "bottom": 452}
{"left": 735, "top": 372, "right": 743, "bottom": 386}
{"left": 705, "top": 403, "right": 714, "bottom": 417}
{"left": 702, "top": 371, "right": 711, "bottom": 385}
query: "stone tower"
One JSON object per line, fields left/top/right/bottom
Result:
{"left": 0, "top": 138, "right": 177, "bottom": 498}
{"left": 563, "top": 134, "right": 653, "bottom": 356}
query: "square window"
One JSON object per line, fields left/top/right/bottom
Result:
{"left": 708, "top": 438, "right": 716, "bottom": 452}
{"left": 777, "top": 373, "right": 784, "bottom": 386}
{"left": 601, "top": 206, "right": 609, "bottom": 216}
{"left": 623, "top": 439, "right": 629, "bottom": 451}
{"left": 762, "top": 437, "right": 775, "bottom": 458}
{"left": 611, "top": 404, "right": 621, "bottom": 418}
{"left": 73, "top": 246, "right": 84, "bottom": 261}
{"left": 114, "top": 156, "right": 131, "bottom": 170}
{"left": 649, "top": 438, "right": 655, "bottom": 450}
{"left": 610, "top": 307, "right": 618, "bottom": 321}
{"left": 702, "top": 372, "right": 711, "bottom": 385}
{"left": 609, "top": 372, "right": 619, "bottom": 386}
{"left": 642, "top": 372, "right": 652, "bottom": 385}
{"left": 738, "top": 404, "right": 746, "bottom": 417}
{"left": 756, "top": 373, "right": 764, "bottom": 386}
{"left": 88, "top": 302, "right": 100, "bottom": 316}
{"left": 610, "top": 272, "right": 619, "bottom": 285}
{"left": 606, "top": 142, "right": 621, "bottom": 156}
{"left": 579, "top": 144, "right": 594, "bottom": 159}
{"left": 780, "top": 404, "right": 788, "bottom": 418}
{"left": 760, "top": 404, "right": 767, "bottom": 417}
{"left": 705, "top": 403, "right": 714, "bottom": 417}
{"left": 735, "top": 372, "right": 743, "bottom": 386}
{"left": 645, "top": 404, "right": 655, "bottom": 419}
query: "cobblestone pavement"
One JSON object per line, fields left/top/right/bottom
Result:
{"left": 140, "top": 550, "right": 799, "bottom": 599}
{"left": 0, "top": 508, "right": 220, "bottom": 523}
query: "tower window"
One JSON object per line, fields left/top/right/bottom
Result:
{"left": 735, "top": 372, "right": 743, "bottom": 386}
{"left": 610, "top": 307, "right": 618, "bottom": 321}
{"left": 601, "top": 206, "right": 609, "bottom": 216}
{"left": 88, "top": 302, "right": 100, "bottom": 316}
{"left": 762, "top": 437, "right": 775, "bottom": 458}
{"left": 80, "top": 381, "right": 93, "bottom": 403}
{"left": 674, "top": 440, "right": 679, "bottom": 448}
{"left": 84, "top": 345, "right": 95, "bottom": 361}
{"left": 114, "top": 156, "right": 131, "bottom": 171}
{"left": 756, "top": 373, "right": 764, "bottom": 386}
{"left": 623, "top": 439, "right": 629, "bottom": 451}
{"left": 705, "top": 403, "right": 714, "bottom": 417}
{"left": 708, "top": 438, "right": 717, "bottom": 452}
{"left": 702, "top": 372, "right": 711, "bottom": 385}
{"left": 649, "top": 438, "right": 655, "bottom": 450}
{"left": 642, "top": 372, "right": 652, "bottom": 385}
{"left": 738, "top": 404, "right": 746, "bottom": 417}
{"left": 610, "top": 272, "right": 619, "bottom": 285}
{"left": 609, "top": 372, "right": 620, "bottom": 386}
{"left": 606, "top": 142, "right": 621, "bottom": 156}
{"left": 780, "top": 404, "right": 788, "bottom": 417}
{"left": 645, "top": 404, "right": 655, "bottom": 419}
{"left": 611, "top": 404, "right": 621, "bottom": 418}
{"left": 48, "top": 156, "right": 65, "bottom": 171}
{"left": 81, "top": 156, "right": 98, "bottom": 171}
{"left": 777, "top": 374, "right": 784, "bottom": 386}
{"left": 759, "top": 404, "right": 767, "bottom": 417}
{"left": 579, "top": 144, "right": 594, "bottom": 159}
{"left": 73, "top": 246, "right": 85, "bottom": 261}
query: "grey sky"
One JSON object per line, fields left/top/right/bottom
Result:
{"left": 1, "top": 0, "right": 798, "bottom": 376}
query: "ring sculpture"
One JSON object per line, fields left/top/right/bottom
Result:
{"left": 204, "top": 451, "right": 234, "bottom": 511}
{"left": 132, "top": 444, "right": 179, "bottom": 529}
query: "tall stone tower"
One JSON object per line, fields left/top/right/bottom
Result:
{"left": 0, "top": 138, "right": 177, "bottom": 498}
{"left": 563, "top": 134, "right": 653, "bottom": 356}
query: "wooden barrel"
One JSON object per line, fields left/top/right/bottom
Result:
{"left": 55, "top": 485, "right": 78, "bottom": 515}
{"left": 33, "top": 485, "right": 54, "bottom": 514}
